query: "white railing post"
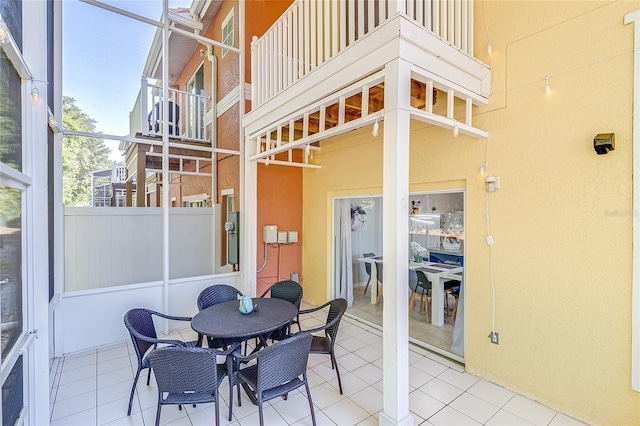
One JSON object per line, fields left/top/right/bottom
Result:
{"left": 250, "top": 36, "right": 257, "bottom": 106}
{"left": 467, "top": 0, "right": 474, "bottom": 56}
{"left": 141, "top": 75, "right": 149, "bottom": 136}
{"left": 310, "top": 0, "right": 317, "bottom": 69}
{"left": 357, "top": 1, "right": 365, "bottom": 39}
{"left": 387, "top": 0, "right": 406, "bottom": 15}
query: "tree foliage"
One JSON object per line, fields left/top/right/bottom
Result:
{"left": 62, "top": 96, "right": 112, "bottom": 206}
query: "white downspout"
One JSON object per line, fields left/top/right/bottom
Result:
{"left": 625, "top": 9, "right": 640, "bottom": 392}
{"left": 239, "top": 0, "right": 253, "bottom": 295}
{"left": 206, "top": 47, "right": 218, "bottom": 204}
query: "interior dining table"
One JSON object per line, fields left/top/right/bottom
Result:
{"left": 356, "top": 256, "right": 463, "bottom": 326}
{"left": 190, "top": 297, "right": 298, "bottom": 350}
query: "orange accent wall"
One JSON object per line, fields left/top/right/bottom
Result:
{"left": 246, "top": 0, "right": 302, "bottom": 296}
{"left": 256, "top": 164, "right": 303, "bottom": 296}
{"left": 166, "top": 0, "right": 303, "bottom": 287}
{"left": 244, "top": 0, "right": 294, "bottom": 93}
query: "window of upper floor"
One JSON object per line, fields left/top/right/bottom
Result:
{"left": 222, "top": 8, "right": 234, "bottom": 58}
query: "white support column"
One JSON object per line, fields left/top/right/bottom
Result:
{"left": 23, "top": 1, "right": 51, "bottom": 423}
{"left": 625, "top": 8, "right": 640, "bottom": 392}
{"left": 242, "top": 135, "right": 258, "bottom": 296}
{"left": 161, "top": 0, "right": 170, "bottom": 330}
{"left": 379, "top": 58, "right": 413, "bottom": 426}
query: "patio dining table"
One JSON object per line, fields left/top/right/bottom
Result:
{"left": 190, "top": 297, "right": 298, "bottom": 350}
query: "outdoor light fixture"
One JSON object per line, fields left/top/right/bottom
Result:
{"left": 487, "top": 41, "right": 492, "bottom": 55}
{"left": 453, "top": 122, "right": 459, "bottom": 138}
{"left": 372, "top": 116, "right": 379, "bottom": 137}
{"left": 47, "top": 107, "right": 60, "bottom": 133}
{"left": 480, "top": 163, "right": 488, "bottom": 176}
{"left": 0, "top": 27, "right": 7, "bottom": 44}
{"left": 31, "top": 86, "right": 39, "bottom": 103}
{"left": 544, "top": 75, "right": 551, "bottom": 95}
{"left": 265, "top": 156, "right": 270, "bottom": 166}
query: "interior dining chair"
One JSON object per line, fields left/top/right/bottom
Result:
{"left": 414, "top": 270, "right": 433, "bottom": 323}
{"left": 232, "top": 332, "right": 316, "bottom": 426}
{"left": 449, "top": 286, "right": 460, "bottom": 324}
{"left": 442, "top": 260, "right": 462, "bottom": 311}
{"left": 297, "top": 298, "right": 348, "bottom": 394}
{"left": 362, "top": 252, "right": 376, "bottom": 295}
{"left": 409, "top": 269, "right": 429, "bottom": 311}
{"left": 375, "top": 262, "right": 384, "bottom": 305}
{"left": 148, "top": 344, "right": 237, "bottom": 426}
{"left": 196, "top": 284, "right": 243, "bottom": 349}
{"left": 123, "top": 308, "right": 197, "bottom": 416}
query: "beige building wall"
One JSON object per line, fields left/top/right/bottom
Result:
{"left": 302, "top": 1, "right": 640, "bottom": 424}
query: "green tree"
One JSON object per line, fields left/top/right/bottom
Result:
{"left": 62, "top": 96, "right": 112, "bottom": 206}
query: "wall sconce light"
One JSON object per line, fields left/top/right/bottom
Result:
{"left": 0, "top": 27, "right": 8, "bottom": 45}
{"left": 544, "top": 75, "right": 551, "bottom": 95}
{"left": 372, "top": 116, "right": 379, "bottom": 137}
{"left": 593, "top": 133, "right": 615, "bottom": 155}
{"left": 480, "top": 162, "right": 488, "bottom": 176}
{"left": 487, "top": 41, "right": 492, "bottom": 55}
{"left": 453, "top": 122, "right": 460, "bottom": 138}
{"left": 31, "top": 87, "right": 40, "bottom": 103}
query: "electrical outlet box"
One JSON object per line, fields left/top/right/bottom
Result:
{"left": 485, "top": 175, "right": 501, "bottom": 193}
{"left": 288, "top": 231, "right": 298, "bottom": 243}
{"left": 277, "top": 231, "right": 288, "bottom": 243}
{"left": 263, "top": 225, "right": 277, "bottom": 243}
{"left": 488, "top": 332, "right": 500, "bottom": 345}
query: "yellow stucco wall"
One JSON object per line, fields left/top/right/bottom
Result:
{"left": 302, "top": 1, "right": 640, "bottom": 424}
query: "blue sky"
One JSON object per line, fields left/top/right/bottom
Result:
{"left": 62, "top": 0, "right": 190, "bottom": 161}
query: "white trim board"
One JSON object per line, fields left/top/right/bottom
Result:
{"left": 217, "top": 84, "right": 240, "bottom": 117}
{"left": 624, "top": 9, "right": 640, "bottom": 393}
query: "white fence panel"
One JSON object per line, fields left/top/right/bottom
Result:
{"left": 64, "top": 207, "right": 219, "bottom": 291}
{"left": 60, "top": 274, "right": 241, "bottom": 355}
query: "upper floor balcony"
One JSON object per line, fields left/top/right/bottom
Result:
{"left": 244, "top": 0, "right": 491, "bottom": 166}
{"left": 130, "top": 76, "right": 209, "bottom": 144}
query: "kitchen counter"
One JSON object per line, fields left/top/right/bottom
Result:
{"left": 429, "top": 246, "right": 464, "bottom": 256}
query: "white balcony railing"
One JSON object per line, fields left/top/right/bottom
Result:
{"left": 140, "top": 76, "right": 209, "bottom": 143}
{"left": 250, "top": 0, "right": 475, "bottom": 107}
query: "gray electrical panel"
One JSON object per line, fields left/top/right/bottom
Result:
{"left": 226, "top": 211, "right": 239, "bottom": 265}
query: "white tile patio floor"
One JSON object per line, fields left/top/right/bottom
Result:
{"left": 49, "top": 302, "right": 588, "bottom": 426}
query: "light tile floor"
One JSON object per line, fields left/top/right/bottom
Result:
{"left": 50, "top": 302, "right": 588, "bottom": 426}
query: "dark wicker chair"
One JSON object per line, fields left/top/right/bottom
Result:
{"left": 147, "top": 344, "right": 237, "bottom": 426}
{"left": 123, "top": 308, "right": 196, "bottom": 416}
{"left": 197, "top": 284, "right": 243, "bottom": 311}
{"left": 196, "top": 284, "right": 243, "bottom": 348}
{"left": 297, "top": 298, "right": 348, "bottom": 394}
{"left": 259, "top": 280, "right": 303, "bottom": 340}
{"left": 233, "top": 332, "right": 315, "bottom": 426}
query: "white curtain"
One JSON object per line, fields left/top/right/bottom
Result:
{"left": 450, "top": 279, "right": 465, "bottom": 357}
{"left": 334, "top": 199, "right": 354, "bottom": 306}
